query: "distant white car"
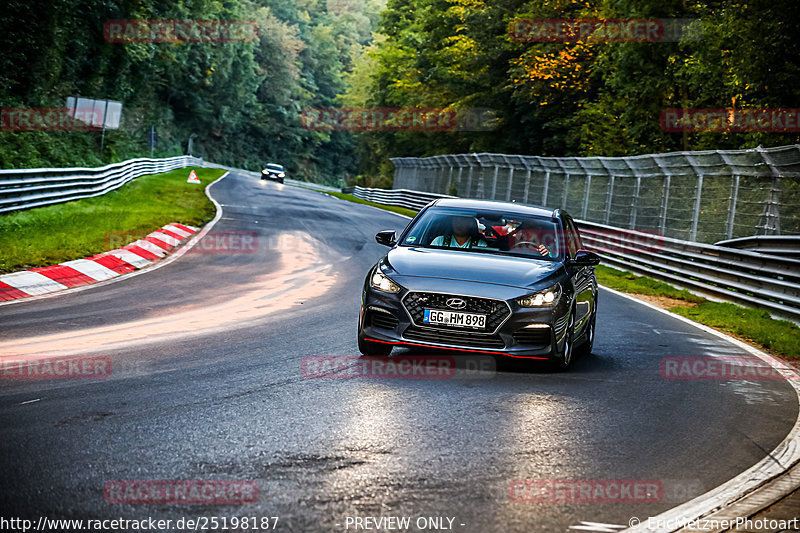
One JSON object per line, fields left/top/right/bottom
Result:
{"left": 261, "top": 163, "right": 286, "bottom": 183}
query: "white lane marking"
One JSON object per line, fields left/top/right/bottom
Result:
{"left": 103, "top": 249, "right": 151, "bottom": 269}
{"left": 162, "top": 224, "right": 193, "bottom": 238}
{"left": 0, "top": 271, "right": 67, "bottom": 295}
{"left": 131, "top": 239, "right": 168, "bottom": 257}
{"left": 148, "top": 231, "right": 180, "bottom": 247}
{"left": 19, "top": 399, "right": 41, "bottom": 405}
{"left": 603, "top": 285, "right": 800, "bottom": 533}
{"left": 0, "top": 171, "right": 229, "bottom": 307}
{"left": 570, "top": 522, "right": 626, "bottom": 532}
{"left": 60, "top": 259, "right": 120, "bottom": 281}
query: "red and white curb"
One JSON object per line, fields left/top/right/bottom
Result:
{"left": 0, "top": 223, "right": 198, "bottom": 302}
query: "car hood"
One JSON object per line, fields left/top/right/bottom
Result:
{"left": 384, "top": 246, "right": 563, "bottom": 290}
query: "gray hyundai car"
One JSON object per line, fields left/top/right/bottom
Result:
{"left": 357, "top": 198, "right": 600, "bottom": 370}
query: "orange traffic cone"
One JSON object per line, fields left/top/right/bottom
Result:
{"left": 187, "top": 170, "right": 201, "bottom": 184}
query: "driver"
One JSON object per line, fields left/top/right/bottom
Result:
{"left": 431, "top": 215, "right": 488, "bottom": 249}
{"left": 510, "top": 228, "right": 552, "bottom": 257}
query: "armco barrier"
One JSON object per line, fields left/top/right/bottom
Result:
{"left": 579, "top": 221, "right": 800, "bottom": 321}
{"left": 0, "top": 156, "right": 202, "bottom": 213}
{"left": 714, "top": 235, "right": 800, "bottom": 259}
{"left": 345, "top": 185, "right": 800, "bottom": 322}
{"left": 351, "top": 185, "right": 455, "bottom": 210}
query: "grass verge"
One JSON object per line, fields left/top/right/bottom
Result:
{"left": 594, "top": 265, "right": 705, "bottom": 304}
{"left": 328, "top": 192, "right": 800, "bottom": 360}
{"left": 0, "top": 167, "right": 225, "bottom": 273}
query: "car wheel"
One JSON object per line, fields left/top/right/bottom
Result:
{"left": 358, "top": 333, "right": 392, "bottom": 356}
{"left": 551, "top": 309, "right": 574, "bottom": 372}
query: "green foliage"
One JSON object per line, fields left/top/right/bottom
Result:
{"left": 0, "top": 167, "right": 224, "bottom": 273}
{"left": 4, "top": 1, "right": 800, "bottom": 184}
{"left": 345, "top": 0, "right": 800, "bottom": 179}
{"left": 0, "top": 0, "right": 386, "bottom": 185}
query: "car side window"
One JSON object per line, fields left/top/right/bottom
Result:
{"left": 564, "top": 217, "right": 580, "bottom": 257}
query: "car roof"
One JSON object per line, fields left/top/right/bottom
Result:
{"left": 430, "top": 198, "right": 560, "bottom": 219}
{"left": 265, "top": 163, "right": 284, "bottom": 168}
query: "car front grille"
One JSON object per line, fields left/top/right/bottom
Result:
{"left": 512, "top": 326, "right": 551, "bottom": 346}
{"left": 403, "top": 326, "right": 506, "bottom": 349}
{"left": 402, "top": 292, "right": 511, "bottom": 332}
{"left": 368, "top": 308, "right": 399, "bottom": 330}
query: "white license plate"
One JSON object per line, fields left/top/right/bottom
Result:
{"left": 423, "top": 309, "right": 487, "bottom": 329}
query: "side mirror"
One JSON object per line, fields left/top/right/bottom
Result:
{"left": 571, "top": 250, "right": 601, "bottom": 266}
{"left": 375, "top": 230, "right": 397, "bottom": 247}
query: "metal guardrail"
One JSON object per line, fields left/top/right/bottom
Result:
{"left": 715, "top": 235, "right": 800, "bottom": 259}
{"left": 390, "top": 144, "right": 800, "bottom": 244}
{"left": 350, "top": 185, "right": 455, "bottom": 210}
{"left": 578, "top": 221, "right": 800, "bottom": 321}
{"left": 0, "top": 156, "right": 201, "bottom": 213}
{"left": 345, "top": 186, "right": 800, "bottom": 322}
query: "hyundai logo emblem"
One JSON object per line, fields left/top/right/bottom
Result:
{"left": 446, "top": 298, "right": 467, "bottom": 310}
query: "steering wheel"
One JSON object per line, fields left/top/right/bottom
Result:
{"left": 512, "top": 241, "right": 551, "bottom": 256}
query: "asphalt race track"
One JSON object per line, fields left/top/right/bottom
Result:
{"left": 0, "top": 171, "right": 796, "bottom": 532}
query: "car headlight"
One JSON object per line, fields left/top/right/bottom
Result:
{"left": 278, "top": 173, "right": 285, "bottom": 177}
{"left": 517, "top": 284, "right": 561, "bottom": 307}
{"left": 371, "top": 270, "right": 402, "bottom": 294}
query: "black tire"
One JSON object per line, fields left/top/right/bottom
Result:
{"left": 551, "top": 310, "right": 574, "bottom": 372}
{"left": 576, "top": 290, "right": 598, "bottom": 357}
{"left": 358, "top": 333, "right": 392, "bottom": 356}
{"left": 575, "top": 311, "right": 596, "bottom": 356}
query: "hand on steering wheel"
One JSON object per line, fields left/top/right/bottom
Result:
{"left": 512, "top": 241, "right": 550, "bottom": 256}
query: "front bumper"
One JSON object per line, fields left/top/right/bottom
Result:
{"left": 360, "top": 285, "right": 569, "bottom": 359}
{"left": 261, "top": 171, "right": 285, "bottom": 181}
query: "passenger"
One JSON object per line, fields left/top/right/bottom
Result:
{"left": 431, "top": 215, "right": 488, "bottom": 249}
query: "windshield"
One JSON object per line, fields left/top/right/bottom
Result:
{"left": 401, "top": 207, "right": 561, "bottom": 260}
{"left": 266, "top": 164, "right": 284, "bottom": 171}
